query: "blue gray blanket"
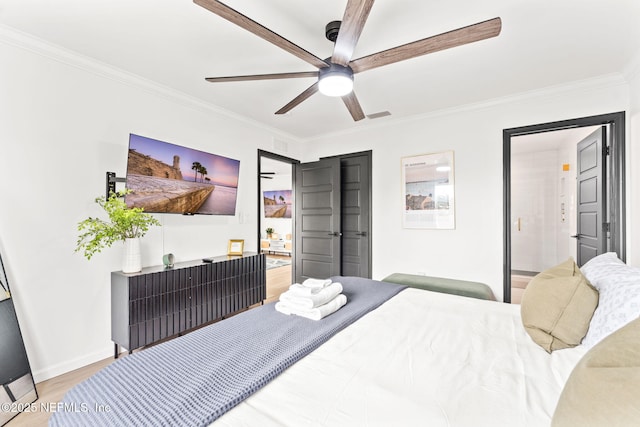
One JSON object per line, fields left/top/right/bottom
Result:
{"left": 49, "top": 276, "right": 405, "bottom": 427}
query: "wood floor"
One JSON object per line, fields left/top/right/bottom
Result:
{"left": 6, "top": 258, "right": 292, "bottom": 427}
{"left": 264, "top": 256, "right": 293, "bottom": 304}
{"left": 510, "top": 273, "right": 535, "bottom": 304}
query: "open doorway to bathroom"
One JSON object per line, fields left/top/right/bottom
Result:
{"left": 509, "top": 126, "right": 600, "bottom": 303}
{"left": 503, "top": 112, "right": 625, "bottom": 304}
{"left": 258, "top": 150, "right": 299, "bottom": 303}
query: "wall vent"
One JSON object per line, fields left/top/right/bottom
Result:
{"left": 366, "top": 111, "right": 391, "bottom": 119}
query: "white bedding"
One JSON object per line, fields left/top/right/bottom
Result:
{"left": 214, "top": 288, "right": 587, "bottom": 427}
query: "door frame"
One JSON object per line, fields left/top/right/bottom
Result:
{"left": 292, "top": 150, "right": 373, "bottom": 281}
{"left": 503, "top": 112, "right": 625, "bottom": 303}
{"left": 257, "top": 149, "right": 300, "bottom": 263}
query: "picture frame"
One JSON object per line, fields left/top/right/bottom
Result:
{"left": 401, "top": 151, "right": 455, "bottom": 229}
{"left": 263, "top": 190, "right": 292, "bottom": 218}
{"left": 227, "top": 239, "right": 245, "bottom": 256}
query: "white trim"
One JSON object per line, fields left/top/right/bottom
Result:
{"left": 3, "top": 23, "right": 631, "bottom": 147}
{"left": 0, "top": 24, "right": 300, "bottom": 142}
{"left": 1, "top": 23, "right": 631, "bottom": 145}
{"left": 31, "top": 347, "right": 113, "bottom": 383}
{"left": 304, "top": 73, "right": 629, "bottom": 143}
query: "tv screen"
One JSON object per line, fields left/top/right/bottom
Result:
{"left": 125, "top": 134, "right": 240, "bottom": 215}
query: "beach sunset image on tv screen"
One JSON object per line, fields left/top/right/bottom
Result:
{"left": 125, "top": 134, "right": 240, "bottom": 215}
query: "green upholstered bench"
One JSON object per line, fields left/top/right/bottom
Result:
{"left": 382, "top": 273, "right": 496, "bottom": 301}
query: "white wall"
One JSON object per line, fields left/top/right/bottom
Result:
{"left": 628, "top": 57, "right": 640, "bottom": 268}
{"left": 556, "top": 141, "right": 578, "bottom": 263}
{"left": 0, "top": 32, "right": 302, "bottom": 381}
{"left": 510, "top": 149, "right": 559, "bottom": 272}
{"left": 303, "top": 76, "right": 633, "bottom": 301}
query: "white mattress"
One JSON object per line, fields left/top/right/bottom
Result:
{"left": 214, "top": 288, "right": 587, "bottom": 427}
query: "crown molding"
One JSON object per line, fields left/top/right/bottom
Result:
{"left": 1, "top": 23, "right": 633, "bottom": 145}
{"left": 0, "top": 24, "right": 300, "bottom": 142}
{"left": 304, "top": 73, "right": 629, "bottom": 143}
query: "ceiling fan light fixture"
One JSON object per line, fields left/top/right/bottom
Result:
{"left": 318, "top": 64, "right": 354, "bottom": 97}
{"left": 195, "top": 0, "right": 502, "bottom": 121}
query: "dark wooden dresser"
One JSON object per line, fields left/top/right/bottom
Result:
{"left": 111, "top": 252, "right": 266, "bottom": 356}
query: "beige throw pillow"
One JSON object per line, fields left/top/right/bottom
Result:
{"left": 520, "top": 258, "right": 598, "bottom": 352}
{"left": 552, "top": 316, "right": 640, "bottom": 426}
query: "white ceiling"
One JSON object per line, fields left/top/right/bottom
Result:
{"left": 2, "top": 0, "right": 639, "bottom": 139}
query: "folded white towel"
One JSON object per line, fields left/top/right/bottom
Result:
{"left": 279, "top": 282, "right": 343, "bottom": 309}
{"left": 289, "top": 281, "right": 338, "bottom": 296}
{"left": 288, "top": 283, "right": 320, "bottom": 296}
{"left": 275, "top": 294, "right": 347, "bottom": 321}
{"left": 302, "top": 278, "right": 332, "bottom": 289}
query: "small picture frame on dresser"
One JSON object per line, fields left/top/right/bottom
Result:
{"left": 227, "top": 239, "right": 244, "bottom": 256}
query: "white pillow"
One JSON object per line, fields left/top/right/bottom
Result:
{"left": 580, "top": 253, "right": 640, "bottom": 348}
{"left": 580, "top": 252, "right": 625, "bottom": 289}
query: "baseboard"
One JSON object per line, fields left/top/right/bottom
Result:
{"left": 31, "top": 347, "right": 113, "bottom": 384}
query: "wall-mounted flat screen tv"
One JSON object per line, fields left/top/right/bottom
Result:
{"left": 125, "top": 134, "right": 240, "bottom": 215}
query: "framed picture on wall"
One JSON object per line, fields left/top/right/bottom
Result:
{"left": 263, "top": 190, "right": 292, "bottom": 218}
{"left": 401, "top": 151, "right": 455, "bottom": 229}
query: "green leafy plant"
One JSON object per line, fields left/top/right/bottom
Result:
{"left": 75, "top": 191, "right": 161, "bottom": 260}
{"left": 266, "top": 227, "right": 274, "bottom": 237}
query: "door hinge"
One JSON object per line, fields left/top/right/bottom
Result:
{"left": 604, "top": 222, "right": 610, "bottom": 232}
{"left": 605, "top": 146, "right": 610, "bottom": 155}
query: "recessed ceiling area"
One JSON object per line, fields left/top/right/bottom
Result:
{"left": 1, "top": 0, "right": 638, "bottom": 139}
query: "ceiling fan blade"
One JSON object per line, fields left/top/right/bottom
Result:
{"left": 331, "top": 0, "right": 375, "bottom": 66}
{"left": 275, "top": 82, "right": 319, "bottom": 115}
{"left": 342, "top": 91, "right": 365, "bottom": 121}
{"left": 349, "top": 17, "right": 502, "bottom": 73}
{"left": 194, "top": 0, "right": 328, "bottom": 69}
{"left": 205, "top": 71, "right": 318, "bottom": 83}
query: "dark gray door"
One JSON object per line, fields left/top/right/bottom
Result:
{"left": 295, "top": 158, "right": 341, "bottom": 282}
{"left": 576, "top": 127, "right": 607, "bottom": 266}
{"left": 340, "top": 155, "right": 371, "bottom": 278}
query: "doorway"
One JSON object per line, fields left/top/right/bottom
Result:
{"left": 509, "top": 126, "right": 599, "bottom": 303}
{"left": 294, "top": 151, "right": 372, "bottom": 283}
{"left": 258, "top": 150, "right": 298, "bottom": 302}
{"left": 503, "top": 112, "right": 625, "bottom": 303}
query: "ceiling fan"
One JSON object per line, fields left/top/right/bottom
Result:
{"left": 194, "top": 0, "right": 501, "bottom": 121}
{"left": 260, "top": 171, "right": 275, "bottom": 179}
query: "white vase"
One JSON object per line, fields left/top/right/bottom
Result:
{"left": 122, "top": 237, "right": 142, "bottom": 273}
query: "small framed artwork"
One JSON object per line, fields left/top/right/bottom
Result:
{"left": 401, "top": 151, "right": 455, "bottom": 229}
{"left": 263, "top": 190, "right": 292, "bottom": 218}
{"left": 227, "top": 239, "right": 245, "bottom": 256}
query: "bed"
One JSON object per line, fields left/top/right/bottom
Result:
{"left": 49, "top": 253, "right": 640, "bottom": 427}
{"left": 215, "top": 288, "right": 585, "bottom": 427}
